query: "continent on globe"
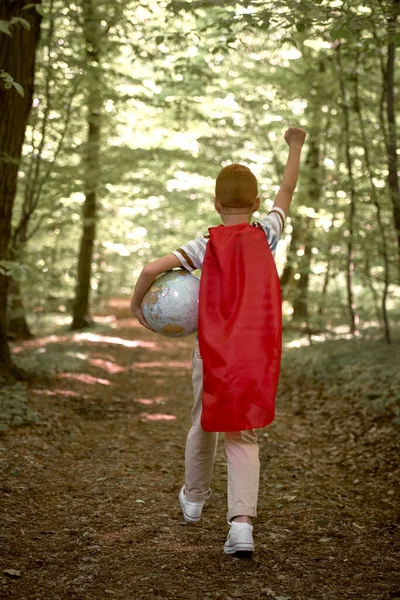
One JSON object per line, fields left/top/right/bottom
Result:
{"left": 141, "top": 269, "right": 200, "bottom": 338}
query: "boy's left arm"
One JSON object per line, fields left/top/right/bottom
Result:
{"left": 130, "top": 253, "right": 182, "bottom": 329}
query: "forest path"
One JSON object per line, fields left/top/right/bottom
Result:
{"left": 1, "top": 299, "right": 399, "bottom": 600}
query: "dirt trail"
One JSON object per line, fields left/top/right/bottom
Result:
{"left": 1, "top": 299, "right": 399, "bottom": 600}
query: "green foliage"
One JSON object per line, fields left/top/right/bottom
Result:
{"left": 10, "top": 17, "right": 31, "bottom": 30}
{"left": 14, "top": 347, "right": 87, "bottom": 373}
{"left": 8, "top": 0, "right": 399, "bottom": 337}
{"left": 0, "top": 260, "right": 29, "bottom": 281}
{"left": 0, "top": 14, "right": 32, "bottom": 36}
{"left": 0, "top": 71, "right": 24, "bottom": 96}
{"left": 0, "top": 380, "right": 35, "bottom": 430}
{"left": 0, "top": 20, "right": 12, "bottom": 36}
{"left": 282, "top": 332, "right": 400, "bottom": 420}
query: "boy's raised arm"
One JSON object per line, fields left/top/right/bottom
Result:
{"left": 131, "top": 253, "right": 182, "bottom": 329}
{"left": 272, "top": 127, "right": 307, "bottom": 218}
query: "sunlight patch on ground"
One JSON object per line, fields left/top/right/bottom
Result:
{"left": 141, "top": 413, "right": 176, "bottom": 421}
{"left": 158, "top": 340, "right": 195, "bottom": 349}
{"left": 31, "top": 389, "right": 79, "bottom": 397}
{"left": 72, "top": 332, "right": 156, "bottom": 349}
{"left": 134, "top": 397, "right": 167, "bottom": 405}
{"left": 88, "top": 358, "right": 126, "bottom": 374}
{"left": 94, "top": 315, "right": 117, "bottom": 323}
{"left": 284, "top": 327, "right": 362, "bottom": 349}
{"left": 115, "top": 318, "right": 145, "bottom": 328}
{"left": 132, "top": 361, "right": 191, "bottom": 369}
{"left": 59, "top": 373, "right": 111, "bottom": 386}
{"left": 285, "top": 337, "right": 310, "bottom": 349}
{"left": 92, "top": 352, "right": 119, "bottom": 361}
{"left": 107, "top": 298, "right": 130, "bottom": 308}
{"left": 12, "top": 334, "right": 70, "bottom": 353}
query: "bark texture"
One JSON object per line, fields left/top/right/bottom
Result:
{"left": 336, "top": 44, "right": 359, "bottom": 335}
{"left": 0, "top": 1, "right": 42, "bottom": 376}
{"left": 386, "top": 0, "right": 400, "bottom": 263}
{"left": 71, "top": 0, "right": 101, "bottom": 329}
{"left": 292, "top": 128, "right": 322, "bottom": 322}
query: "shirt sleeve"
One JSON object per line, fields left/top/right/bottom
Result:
{"left": 256, "top": 208, "right": 286, "bottom": 255}
{"left": 172, "top": 236, "right": 208, "bottom": 271}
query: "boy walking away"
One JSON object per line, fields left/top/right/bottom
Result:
{"left": 131, "top": 127, "right": 307, "bottom": 557}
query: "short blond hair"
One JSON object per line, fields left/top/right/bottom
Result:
{"left": 215, "top": 164, "right": 258, "bottom": 208}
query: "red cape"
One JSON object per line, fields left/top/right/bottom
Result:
{"left": 198, "top": 222, "right": 282, "bottom": 432}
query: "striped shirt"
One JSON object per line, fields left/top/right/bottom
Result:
{"left": 172, "top": 207, "right": 286, "bottom": 271}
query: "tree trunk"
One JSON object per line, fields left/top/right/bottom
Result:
{"left": 0, "top": 1, "right": 42, "bottom": 377}
{"left": 8, "top": 3, "right": 80, "bottom": 339}
{"left": 318, "top": 253, "right": 331, "bottom": 318}
{"left": 7, "top": 279, "right": 33, "bottom": 340}
{"left": 336, "top": 43, "right": 359, "bottom": 335}
{"left": 292, "top": 224, "right": 312, "bottom": 321}
{"left": 71, "top": 0, "right": 102, "bottom": 330}
{"left": 363, "top": 255, "right": 382, "bottom": 326}
{"left": 386, "top": 0, "right": 400, "bottom": 265}
{"left": 354, "top": 53, "right": 391, "bottom": 344}
{"left": 292, "top": 106, "right": 323, "bottom": 322}
{"left": 280, "top": 216, "right": 303, "bottom": 294}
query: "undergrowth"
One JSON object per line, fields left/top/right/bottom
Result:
{"left": 282, "top": 331, "right": 400, "bottom": 422}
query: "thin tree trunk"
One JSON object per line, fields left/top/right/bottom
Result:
{"left": 386, "top": 0, "right": 400, "bottom": 265}
{"left": 317, "top": 219, "right": 335, "bottom": 322}
{"left": 292, "top": 220, "right": 312, "bottom": 321}
{"left": 292, "top": 104, "right": 323, "bottom": 322}
{"left": 0, "top": 1, "right": 42, "bottom": 377}
{"left": 318, "top": 255, "right": 331, "bottom": 318}
{"left": 71, "top": 0, "right": 102, "bottom": 329}
{"left": 280, "top": 217, "right": 303, "bottom": 294}
{"left": 354, "top": 53, "right": 391, "bottom": 343}
{"left": 336, "top": 43, "right": 359, "bottom": 335}
{"left": 363, "top": 255, "right": 382, "bottom": 325}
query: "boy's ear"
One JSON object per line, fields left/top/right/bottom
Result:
{"left": 214, "top": 196, "right": 222, "bottom": 214}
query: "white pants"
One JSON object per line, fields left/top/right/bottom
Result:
{"left": 184, "top": 342, "right": 260, "bottom": 522}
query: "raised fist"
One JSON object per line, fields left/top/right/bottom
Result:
{"left": 284, "top": 127, "right": 307, "bottom": 148}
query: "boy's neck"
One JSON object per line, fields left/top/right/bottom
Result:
{"left": 220, "top": 214, "right": 253, "bottom": 226}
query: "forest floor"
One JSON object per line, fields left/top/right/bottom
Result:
{"left": 1, "top": 298, "right": 400, "bottom": 600}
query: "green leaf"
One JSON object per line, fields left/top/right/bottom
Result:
{"left": 10, "top": 17, "right": 31, "bottom": 30}
{"left": 35, "top": 4, "right": 46, "bottom": 17}
{"left": 12, "top": 81, "right": 24, "bottom": 97}
{"left": 0, "top": 71, "right": 13, "bottom": 83}
{"left": 22, "top": 3, "right": 36, "bottom": 10}
{"left": 0, "top": 20, "right": 12, "bottom": 36}
{"left": 348, "top": 20, "right": 361, "bottom": 31}
{"left": 0, "top": 260, "right": 28, "bottom": 281}
{"left": 391, "top": 32, "right": 400, "bottom": 47}
{"left": 330, "top": 25, "right": 352, "bottom": 40}
{"left": 4, "top": 81, "right": 12, "bottom": 89}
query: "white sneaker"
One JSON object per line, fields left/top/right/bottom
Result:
{"left": 179, "top": 486, "right": 205, "bottom": 523}
{"left": 224, "top": 522, "right": 254, "bottom": 557}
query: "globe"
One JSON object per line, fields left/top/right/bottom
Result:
{"left": 141, "top": 269, "right": 200, "bottom": 338}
